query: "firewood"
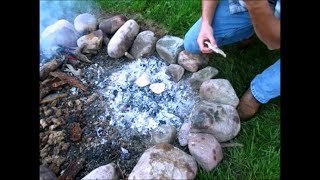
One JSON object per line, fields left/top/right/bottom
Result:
{"left": 40, "top": 93, "right": 67, "bottom": 104}
{"left": 40, "top": 59, "right": 62, "bottom": 80}
{"left": 71, "top": 43, "right": 92, "bottom": 63}
{"left": 49, "top": 71, "right": 87, "bottom": 91}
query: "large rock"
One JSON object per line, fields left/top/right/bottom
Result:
{"left": 151, "top": 125, "right": 177, "bottom": 144}
{"left": 81, "top": 163, "right": 119, "bottom": 180}
{"left": 177, "top": 50, "right": 208, "bottom": 72}
{"left": 130, "top": 31, "right": 157, "bottom": 59}
{"left": 99, "top": 15, "right": 127, "bottom": 34}
{"left": 128, "top": 143, "right": 197, "bottom": 180}
{"left": 40, "top": 164, "right": 57, "bottom": 180}
{"left": 108, "top": 19, "right": 140, "bottom": 58}
{"left": 189, "top": 66, "right": 219, "bottom": 90}
{"left": 166, "top": 64, "right": 185, "bottom": 82}
{"left": 189, "top": 100, "right": 240, "bottom": 142}
{"left": 103, "top": 36, "right": 110, "bottom": 47}
{"left": 156, "top": 35, "right": 184, "bottom": 64}
{"left": 77, "top": 29, "right": 103, "bottom": 54}
{"left": 41, "top": 19, "right": 79, "bottom": 48}
{"left": 74, "top": 13, "right": 97, "bottom": 34}
{"left": 188, "top": 133, "right": 223, "bottom": 171}
{"left": 200, "top": 79, "right": 239, "bottom": 107}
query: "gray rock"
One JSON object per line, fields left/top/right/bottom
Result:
{"left": 189, "top": 100, "right": 241, "bottom": 142}
{"left": 177, "top": 50, "right": 209, "bottom": 72}
{"left": 156, "top": 35, "right": 184, "bottom": 64}
{"left": 152, "top": 125, "right": 177, "bottom": 144}
{"left": 188, "top": 133, "right": 223, "bottom": 171}
{"left": 128, "top": 143, "right": 197, "bottom": 180}
{"left": 41, "top": 19, "right": 79, "bottom": 48}
{"left": 130, "top": 31, "right": 157, "bottom": 59}
{"left": 107, "top": 19, "right": 140, "bottom": 58}
{"left": 77, "top": 29, "right": 103, "bottom": 54}
{"left": 99, "top": 15, "right": 127, "bottom": 34}
{"left": 40, "top": 164, "right": 57, "bottom": 180}
{"left": 81, "top": 163, "right": 119, "bottom": 180}
{"left": 166, "top": 64, "right": 185, "bottom": 82}
{"left": 74, "top": 13, "right": 97, "bottom": 34}
{"left": 200, "top": 79, "right": 239, "bottom": 107}
{"left": 178, "top": 121, "right": 191, "bottom": 146}
{"left": 189, "top": 66, "right": 219, "bottom": 90}
{"left": 103, "top": 36, "right": 110, "bottom": 47}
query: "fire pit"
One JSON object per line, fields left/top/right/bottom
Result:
{"left": 40, "top": 5, "right": 241, "bottom": 179}
{"left": 40, "top": 46, "right": 198, "bottom": 178}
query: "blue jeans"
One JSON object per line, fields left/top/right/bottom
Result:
{"left": 184, "top": 0, "right": 280, "bottom": 104}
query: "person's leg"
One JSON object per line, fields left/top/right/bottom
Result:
{"left": 251, "top": 59, "right": 281, "bottom": 103}
{"left": 238, "top": 59, "right": 280, "bottom": 119}
{"left": 184, "top": 0, "right": 254, "bottom": 54}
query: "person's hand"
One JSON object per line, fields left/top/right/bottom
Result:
{"left": 197, "top": 22, "right": 217, "bottom": 53}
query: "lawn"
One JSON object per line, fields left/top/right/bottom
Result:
{"left": 97, "top": 0, "right": 280, "bottom": 179}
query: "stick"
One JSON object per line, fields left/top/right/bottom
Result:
{"left": 204, "top": 41, "right": 226, "bottom": 58}
{"left": 40, "top": 77, "right": 54, "bottom": 100}
{"left": 220, "top": 142, "right": 244, "bottom": 148}
{"left": 50, "top": 71, "right": 87, "bottom": 91}
{"left": 124, "top": 51, "right": 134, "bottom": 59}
{"left": 40, "top": 93, "right": 68, "bottom": 104}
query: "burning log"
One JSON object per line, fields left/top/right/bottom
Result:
{"left": 66, "top": 58, "right": 80, "bottom": 67}
{"left": 71, "top": 43, "right": 92, "bottom": 63}
{"left": 40, "top": 59, "right": 62, "bottom": 80}
{"left": 49, "top": 71, "right": 88, "bottom": 91}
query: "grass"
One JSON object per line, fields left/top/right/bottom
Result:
{"left": 96, "top": 0, "right": 280, "bottom": 179}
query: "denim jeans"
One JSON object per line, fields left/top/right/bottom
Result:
{"left": 184, "top": 0, "right": 280, "bottom": 104}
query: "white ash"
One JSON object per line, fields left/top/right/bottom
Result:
{"left": 96, "top": 127, "right": 103, "bottom": 137}
{"left": 94, "top": 56, "right": 199, "bottom": 135}
{"left": 70, "top": 87, "right": 79, "bottom": 95}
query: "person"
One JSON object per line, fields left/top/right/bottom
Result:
{"left": 184, "top": 0, "right": 280, "bottom": 120}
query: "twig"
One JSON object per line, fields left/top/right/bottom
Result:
{"left": 220, "top": 142, "right": 244, "bottom": 148}
{"left": 40, "top": 93, "right": 68, "bottom": 104}
{"left": 116, "top": 162, "right": 125, "bottom": 180}
{"left": 50, "top": 71, "right": 87, "bottom": 91}
{"left": 124, "top": 52, "right": 134, "bottom": 59}
{"left": 40, "top": 77, "right": 54, "bottom": 100}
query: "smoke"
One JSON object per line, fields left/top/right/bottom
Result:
{"left": 40, "top": 0, "right": 100, "bottom": 58}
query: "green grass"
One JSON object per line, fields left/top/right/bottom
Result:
{"left": 97, "top": 0, "right": 201, "bottom": 36}
{"left": 96, "top": 0, "right": 280, "bottom": 179}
